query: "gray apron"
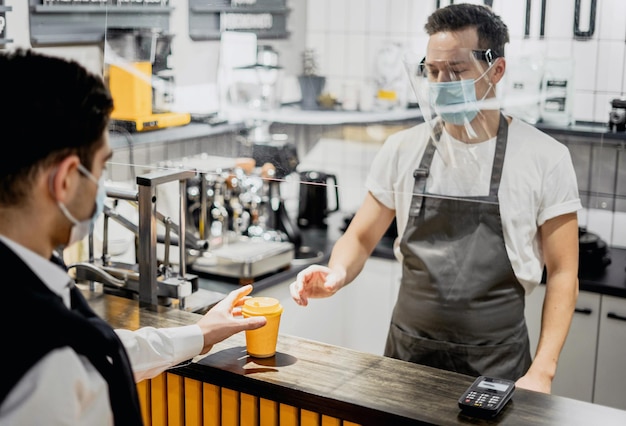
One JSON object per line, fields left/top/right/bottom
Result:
{"left": 384, "top": 114, "right": 531, "bottom": 380}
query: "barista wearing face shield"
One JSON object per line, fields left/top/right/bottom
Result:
{"left": 0, "top": 49, "right": 267, "bottom": 425}
{"left": 290, "top": 4, "right": 581, "bottom": 394}
{"left": 425, "top": 49, "right": 498, "bottom": 130}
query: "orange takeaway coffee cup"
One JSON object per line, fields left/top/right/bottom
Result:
{"left": 241, "top": 297, "right": 283, "bottom": 358}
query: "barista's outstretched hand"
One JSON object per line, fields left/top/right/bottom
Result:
{"left": 290, "top": 264, "right": 346, "bottom": 306}
{"left": 196, "top": 284, "right": 267, "bottom": 355}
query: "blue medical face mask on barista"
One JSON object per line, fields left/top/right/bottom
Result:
{"left": 428, "top": 66, "right": 493, "bottom": 125}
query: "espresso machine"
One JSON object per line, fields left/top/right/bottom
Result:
{"left": 104, "top": 28, "right": 190, "bottom": 132}
{"left": 172, "top": 154, "right": 297, "bottom": 282}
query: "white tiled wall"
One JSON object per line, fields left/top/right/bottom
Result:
{"left": 299, "top": 0, "right": 626, "bottom": 248}
{"left": 6, "top": 0, "right": 622, "bottom": 246}
{"left": 7, "top": 0, "right": 626, "bottom": 123}
{"left": 304, "top": 0, "right": 626, "bottom": 123}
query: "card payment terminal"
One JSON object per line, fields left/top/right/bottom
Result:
{"left": 458, "top": 376, "right": 516, "bottom": 418}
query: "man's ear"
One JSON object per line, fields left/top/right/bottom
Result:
{"left": 48, "top": 155, "right": 81, "bottom": 203}
{"left": 490, "top": 57, "right": 506, "bottom": 85}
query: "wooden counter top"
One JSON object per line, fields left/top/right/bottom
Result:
{"left": 83, "top": 285, "right": 626, "bottom": 425}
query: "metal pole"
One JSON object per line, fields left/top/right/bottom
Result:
{"left": 136, "top": 169, "right": 195, "bottom": 308}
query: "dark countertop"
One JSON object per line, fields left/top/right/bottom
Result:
{"left": 578, "top": 247, "right": 626, "bottom": 297}
{"left": 535, "top": 120, "right": 626, "bottom": 143}
{"left": 82, "top": 287, "right": 626, "bottom": 425}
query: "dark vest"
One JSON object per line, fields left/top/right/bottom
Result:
{"left": 0, "top": 241, "right": 143, "bottom": 425}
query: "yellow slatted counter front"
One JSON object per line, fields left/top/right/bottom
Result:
{"left": 137, "top": 372, "right": 359, "bottom": 426}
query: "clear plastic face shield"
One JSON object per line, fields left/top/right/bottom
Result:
{"left": 403, "top": 48, "right": 504, "bottom": 199}
{"left": 404, "top": 48, "right": 501, "bottom": 144}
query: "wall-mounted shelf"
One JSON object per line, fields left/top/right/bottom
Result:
{"left": 188, "top": 0, "right": 290, "bottom": 41}
{"left": 28, "top": 1, "right": 173, "bottom": 46}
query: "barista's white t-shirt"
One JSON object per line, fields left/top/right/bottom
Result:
{"left": 365, "top": 117, "right": 582, "bottom": 294}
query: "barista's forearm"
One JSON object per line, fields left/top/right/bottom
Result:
{"left": 529, "top": 273, "right": 578, "bottom": 379}
{"left": 326, "top": 192, "right": 395, "bottom": 288}
{"left": 327, "top": 233, "right": 373, "bottom": 287}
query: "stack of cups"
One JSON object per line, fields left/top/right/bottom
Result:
{"left": 242, "top": 297, "right": 284, "bottom": 358}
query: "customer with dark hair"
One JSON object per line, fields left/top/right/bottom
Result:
{"left": 0, "top": 48, "right": 266, "bottom": 425}
{"left": 291, "top": 4, "right": 580, "bottom": 394}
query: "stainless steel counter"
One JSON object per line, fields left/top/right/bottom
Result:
{"left": 194, "top": 226, "right": 334, "bottom": 296}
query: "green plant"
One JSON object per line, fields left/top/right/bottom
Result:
{"left": 301, "top": 48, "right": 320, "bottom": 76}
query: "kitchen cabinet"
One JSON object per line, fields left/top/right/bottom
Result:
{"left": 594, "top": 294, "right": 626, "bottom": 410}
{"left": 340, "top": 256, "right": 402, "bottom": 355}
{"left": 525, "top": 285, "right": 626, "bottom": 410}
{"left": 254, "top": 256, "right": 402, "bottom": 356}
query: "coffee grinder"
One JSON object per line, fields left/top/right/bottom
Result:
{"left": 231, "top": 45, "right": 302, "bottom": 248}
{"left": 104, "top": 28, "right": 190, "bottom": 132}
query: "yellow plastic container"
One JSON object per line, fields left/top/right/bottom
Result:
{"left": 241, "top": 297, "right": 283, "bottom": 358}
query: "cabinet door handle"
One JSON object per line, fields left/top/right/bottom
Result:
{"left": 574, "top": 307, "right": 592, "bottom": 315}
{"left": 607, "top": 312, "right": 626, "bottom": 322}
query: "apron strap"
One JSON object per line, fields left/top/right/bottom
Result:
{"left": 408, "top": 121, "right": 442, "bottom": 220}
{"left": 489, "top": 113, "right": 509, "bottom": 197}
{"left": 409, "top": 114, "right": 510, "bottom": 219}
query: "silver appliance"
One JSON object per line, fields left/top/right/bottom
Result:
{"left": 609, "top": 98, "right": 626, "bottom": 132}
{"left": 69, "top": 169, "right": 222, "bottom": 313}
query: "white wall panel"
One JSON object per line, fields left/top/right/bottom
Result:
{"left": 388, "top": 0, "right": 412, "bottom": 35}
{"left": 596, "top": 40, "right": 625, "bottom": 93}
{"left": 306, "top": 0, "right": 328, "bottom": 32}
{"left": 598, "top": 0, "right": 626, "bottom": 40}
{"left": 327, "top": 0, "right": 348, "bottom": 33}
{"left": 543, "top": 0, "right": 575, "bottom": 39}
{"left": 326, "top": 33, "right": 346, "bottom": 77}
{"left": 344, "top": 34, "right": 367, "bottom": 81}
{"left": 573, "top": 92, "right": 596, "bottom": 123}
{"left": 367, "top": 0, "right": 389, "bottom": 34}
{"left": 347, "top": 0, "right": 368, "bottom": 33}
{"left": 573, "top": 38, "right": 599, "bottom": 92}
{"left": 494, "top": 0, "right": 526, "bottom": 39}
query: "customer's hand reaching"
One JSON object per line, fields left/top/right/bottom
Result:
{"left": 196, "top": 285, "right": 267, "bottom": 355}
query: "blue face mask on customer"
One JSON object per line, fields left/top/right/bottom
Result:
{"left": 57, "top": 163, "right": 107, "bottom": 246}
{"left": 428, "top": 67, "right": 493, "bottom": 125}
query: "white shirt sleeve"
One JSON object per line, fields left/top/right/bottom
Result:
{"left": 366, "top": 129, "right": 403, "bottom": 209}
{"left": 536, "top": 147, "right": 581, "bottom": 226}
{"left": 116, "top": 324, "right": 204, "bottom": 382}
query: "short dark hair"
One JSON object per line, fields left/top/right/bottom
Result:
{"left": 424, "top": 3, "right": 510, "bottom": 58}
{"left": 0, "top": 48, "right": 113, "bottom": 204}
